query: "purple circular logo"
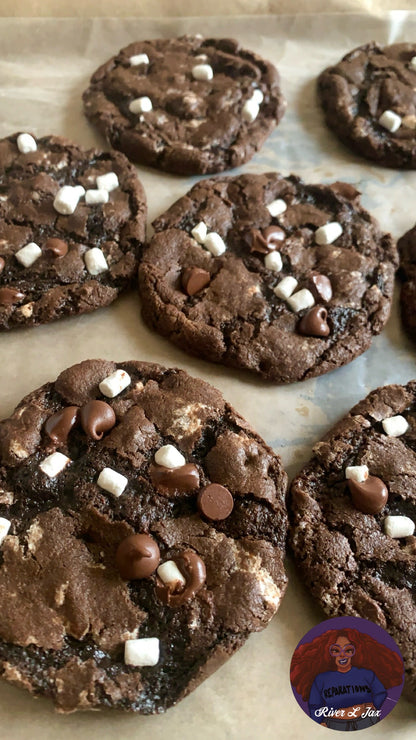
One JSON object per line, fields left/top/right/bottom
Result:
{"left": 290, "top": 616, "right": 404, "bottom": 731}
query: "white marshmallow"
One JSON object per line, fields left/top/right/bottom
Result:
{"left": 16, "top": 133, "right": 37, "bottom": 154}
{"left": 129, "top": 53, "right": 150, "bottom": 66}
{"left": 53, "top": 185, "right": 83, "bottom": 215}
{"left": 384, "top": 515, "right": 415, "bottom": 539}
{"left": 99, "top": 369, "right": 131, "bottom": 398}
{"left": 39, "top": 452, "right": 71, "bottom": 478}
{"left": 157, "top": 560, "right": 186, "bottom": 588}
{"left": 410, "top": 56, "right": 416, "bottom": 71}
{"left": 266, "top": 199, "right": 287, "bottom": 217}
{"left": 129, "top": 96, "right": 152, "bottom": 114}
{"left": 315, "top": 222, "right": 343, "bottom": 246}
{"left": 96, "top": 172, "right": 119, "bottom": 192}
{"left": 192, "top": 64, "right": 213, "bottom": 81}
{"left": 382, "top": 415, "right": 409, "bottom": 438}
{"left": 379, "top": 110, "right": 402, "bottom": 133}
{"left": 15, "top": 242, "right": 41, "bottom": 268}
{"left": 273, "top": 276, "right": 298, "bottom": 300}
{"left": 191, "top": 221, "right": 207, "bottom": 244}
{"left": 85, "top": 189, "right": 109, "bottom": 205}
{"left": 264, "top": 251, "right": 283, "bottom": 272}
{"left": 0, "top": 517, "right": 11, "bottom": 546}
{"left": 203, "top": 232, "right": 226, "bottom": 256}
{"left": 84, "top": 247, "right": 108, "bottom": 275}
{"left": 154, "top": 444, "right": 185, "bottom": 469}
{"left": 345, "top": 465, "right": 369, "bottom": 483}
{"left": 287, "top": 288, "right": 315, "bottom": 313}
{"left": 252, "top": 89, "right": 264, "bottom": 104}
{"left": 242, "top": 98, "right": 259, "bottom": 123}
{"left": 124, "top": 638, "right": 159, "bottom": 667}
{"left": 97, "top": 467, "right": 128, "bottom": 498}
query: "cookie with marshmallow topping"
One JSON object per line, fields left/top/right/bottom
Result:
{"left": 0, "top": 133, "right": 146, "bottom": 331}
{"left": 0, "top": 358, "right": 288, "bottom": 712}
{"left": 139, "top": 172, "right": 396, "bottom": 383}
{"left": 82, "top": 35, "right": 285, "bottom": 175}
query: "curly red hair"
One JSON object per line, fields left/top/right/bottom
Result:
{"left": 290, "top": 628, "right": 403, "bottom": 700}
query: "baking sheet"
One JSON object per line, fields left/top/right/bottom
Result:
{"left": 0, "top": 12, "right": 415, "bottom": 740}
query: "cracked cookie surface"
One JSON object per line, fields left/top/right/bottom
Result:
{"left": 0, "top": 359, "right": 288, "bottom": 713}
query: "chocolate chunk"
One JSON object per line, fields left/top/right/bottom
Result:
{"left": 149, "top": 462, "right": 200, "bottom": 495}
{"left": 181, "top": 266, "right": 210, "bottom": 296}
{"left": 116, "top": 533, "right": 160, "bottom": 580}
{"left": 298, "top": 306, "right": 330, "bottom": 338}
{"left": 0, "top": 257, "right": 4, "bottom": 274}
{"left": 330, "top": 182, "right": 361, "bottom": 201}
{"left": 0, "top": 287, "right": 25, "bottom": 306}
{"left": 309, "top": 273, "right": 333, "bottom": 303}
{"left": 80, "top": 400, "right": 116, "bottom": 440}
{"left": 250, "top": 225, "right": 285, "bottom": 254}
{"left": 348, "top": 476, "right": 389, "bottom": 514}
{"left": 156, "top": 550, "right": 206, "bottom": 607}
{"left": 197, "top": 483, "right": 234, "bottom": 521}
{"left": 45, "top": 406, "right": 80, "bottom": 446}
{"left": 43, "top": 238, "right": 69, "bottom": 258}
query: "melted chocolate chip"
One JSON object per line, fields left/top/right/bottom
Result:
{"left": 298, "top": 306, "right": 330, "bottom": 338}
{"left": 348, "top": 476, "right": 389, "bottom": 514}
{"left": 0, "top": 287, "right": 25, "bottom": 306}
{"left": 330, "top": 181, "right": 361, "bottom": 201}
{"left": 116, "top": 533, "right": 160, "bottom": 580}
{"left": 149, "top": 462, "right": 200, "bottom": 495}
{"left": 309, "top": 273, "right": 333, "bottom": 303}
{"left": 80, "top": 400, "right": 116, "bottom": 440}
{"left": 45, "top": 406, "right": 80, "bottom": 446}
{"left": 181, "top": 266, "right": 210, "bottom": 296}
{"left": 0, "top": 257, "right": 5, "bottom": 274}
{"left": 250, "top": 225, "right": 285, "bottom": 254}
{"left": 156, "top": 550, "right": 206, "bottom": 607}
{"left": 197, "top": 483, "right": 234, "bottom": 521}
{"left": 43, "top": 238, "right": 68, "bottom": 258}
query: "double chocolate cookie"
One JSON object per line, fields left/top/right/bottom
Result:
{"left": 398, "top": 223, "right": 416, "bottom": 342}
{"left": 290, "top": 382, "right": 416, "bottom": 702}
{"left": 139, "top": 173, "right": 397, "bottom": 383}
{"left": 0, "top": 359, "right": 288, "bottom": 712}
{"left": 82, "top": 36, "right": 285, "bottom": 175}
{"left": 318, "top": 43, "right": 416, "bottom": 168}
{"left": 0, "top": 133, "right": 146, "bottom": 330}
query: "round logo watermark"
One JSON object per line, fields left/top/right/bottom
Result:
{"left": 290, "top": 616, "right": 404, "bottom": 731}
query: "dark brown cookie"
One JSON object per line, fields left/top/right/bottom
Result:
{"left": 318, "top": 42, "right": 416, "bottom": 168}
{"left": 138, "top": 172, "right": 397, "bottom": 383}
{"left": 82, "top": 35, "right": 285, "bottom": 175}
{"left": 289, "top": 382, "right": 416, "bottom": 703}
{"left": 0, "top": 133, "right": 146, "bottom": 330}
{"left": 0, "top": 359, "right": 288, "bottom": 713}
{"left": 398, "top": 223, "right": 416, "bottom": 342}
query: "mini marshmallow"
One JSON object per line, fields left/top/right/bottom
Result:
{"left": 96, "top": 172, "right": 119, "bottom": 192}
{"left": 264, "top": 251, "right": 283, "bottom": 272}
{"left": 242, "top": 98, "right": 259, "bottom": 123}
{"left": 157, "top": 560, "right": 186, "bottom": 588}
{"left": 266, "top": 199, "right": 287, "bottom": 217}
{"left": 129, "top": 53, "right": 150, "bottom": 66}
{"left": 124, "top": 638, "right": 160, "bottom": 667}
{"left": 410, "top": 56, "right": 416, "bottom": 71}
{"left": 382, "top": 415, "right": 409, "bottom": 438}
{"left": 39, "top": 452, "right": 71, "bottom": 478}
{"left": 154, "top": 444, "right": 185, "bottom": 469}
{"left": 203, "top": 232, "right": 226, "bottom": 256}
{"left": 252, "top": 88, "right": 264, "bottom": 104}
{"left": 15, "top": 242, "right": 41, "bottom": 268}
{"left": 384, "top": 515, "right": 415, "bottom": 539}
{"left": 273, "top": 276, "right": 298, "bottom": 300}
{"left": 379, "top": 110, "right": 402, "bottom": 133}
{"left": 191, "top": 221, "right": 207, "bottom": 244}
{"left": 315, "top": 222, "right": 343, "bottom": 246}
{"left": 85, "top": 189, "right": 109, "bottom": 205}
{"left": 287, "top": 288, "right": 315, "bottom": 313}
{"left": 129, "top": 96, "right": 153, "bottom": 114}
{"left": 84, "top": 247, "right": 108, "bottom": 275}
{"left": 345, "top": 465, "right": 369, "bottom": 483}
{"left": 192, "top": 64, "right": 214, "bottom": 81}
{"left": 53, "top": 185, "right": 83, "bottom": 215}
{"left": 99, "top": 369, "right": 131, "bottom": 398}
{"left": 97, "top": 467, "right": 128, "bottom": 498}
{"left": 0, "top": 517, "right": 11, "bottom": 546}
{"left": 16, "top": 133, "right": 37, "bottom": 154}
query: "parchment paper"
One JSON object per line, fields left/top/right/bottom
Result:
{"left": 0, "top": 13, "right": 415, "bottom": 740}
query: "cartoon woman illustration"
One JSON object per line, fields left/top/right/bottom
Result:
{"left": 290, "top": 627, "right": 404, "bottom": 731}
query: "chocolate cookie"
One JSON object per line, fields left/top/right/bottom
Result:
{"left": 0, "top": 359, "right": 288, "bottom": 713}
{"left": 289, "top": 382, "right": 416, "bottom": 702}
{"left": 138, "top": 172, "right": 397, "bottom": 383}
{"left": 318, "top": 42, "right": 416, "bottom": 168}
{"left": 398, "top": 223, "right": 416, "bottom": 342}
{"left": 0, "top": 133, "right": 146, "bottom": 330}
{"left": 82, "top": 36, "right": 285, "bottom": 175}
